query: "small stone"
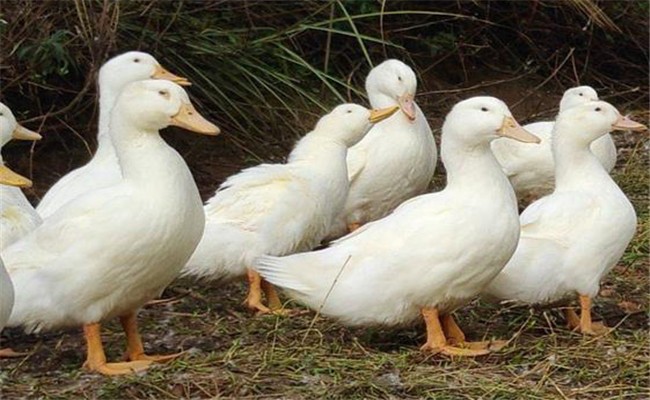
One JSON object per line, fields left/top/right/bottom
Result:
{"left": 375, "top": 371, "right": 403, "bottom": 390}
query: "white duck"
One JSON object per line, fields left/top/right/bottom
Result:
{"left": 4, "top": 80, "right": 220, "bottom": 375}
{"left": 0, "top": 107, "right": 40, "bottom": 358}
{"left": 329, "top": 59, "right": 436, "bottom": 237}
{"left": 36, "top": 51, "right": 190, "bottom": 218}
{"left": 183, "top": 104, "right": 398, "bottom": 314}
{"left": 0, "top": 103, "right": 43, "bottom": 250}
{"left": 255, "top": 97, "right": 540, "bottom": 355}
{"left": 483, "top": 101, "right": 645, "bottom": 335}
{"left": 492, "top": 86, "right": 617, "bottom": 200}
{"left": 0, "top": 256, "right": 14, "bottom": 357}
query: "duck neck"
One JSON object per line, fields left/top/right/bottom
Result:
{"left": 367, "top": 90, "right": 398, "bottom": 109}
{"left": 108, "top": 109, "right": 171, "bottom": 183}
{"left": 441, "top": 133, "right": 514, "bottom": 202}
{"left": 95, "top": 85, "right": 119, "bottom": 160}
{"left": 289, "top": 134, "right": 348, "bottom": 167}
{"left": 552, "top": 132, "right": 612, "bottom": 192}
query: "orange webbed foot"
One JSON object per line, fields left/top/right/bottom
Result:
{"left": 420, "top": 342, "right": 490, "bottom": 357}
{"left": 126, "top": 350, "right": 186, "bottom": 363}
{"left": 244, "top": 296, "right": 273, "bottom": 315}
{"left": 0, "top": 348, "right": 27, "bottom": 358}
{"left": 575, "top": 295, "right": 610, "bottom": 336}
{"left": 577, "top": 321, "right": 610, "bottom": 336}
{"left": 84, "top": 359, "right": 152, "bottom": 376}
{"left": 457, "top": 340, "right": 508, "bottom": 352}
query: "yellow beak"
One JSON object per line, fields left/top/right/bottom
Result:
{"left": 498, "top": 116, "right": 540, "bottom": 144}
{"left": 369, "top": 105, "right": 400, "bottom": 123}
{"left": 170, "top": 103, "right": 221, "bottom": 136}
{"left": 12, "top": 124, "right": 42, "bottom": 141}
{"left": 151, "top": 64, "right": 191, "bottom": 86}
{"left": 0, "top": 165, "right": 32, "bottom": 188}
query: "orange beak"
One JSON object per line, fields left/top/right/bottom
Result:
{"left": 369, "top": 106, "right": 399, "bottom": 123}
{"left": 12, "top": 124, "right": 42, "bottom": 141}
{"left": 0, "top": 165, "right": 32, "bottom": 188}
{"left": 611, "top": 115, "right": 647, "bottom": 132}
{"left": 170, "top": 103, "right": 220, "bottom": 135}
{"left": 151, "top": 64, "right": 191, "bottom": 86}
{"left": 498, "top": 116, "right": 540, "bottom": 144}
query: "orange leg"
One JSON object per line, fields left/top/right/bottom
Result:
{"left": 347, "top": 222, "right": 361, "bottom": 233}
{"left": 261, "top": 280, "right": 307, "bottom": 316}
{"left": 564, "top": 308, "right": 581, "bottom": 330}
{"left": 262, "top": 279, "right": 283, "bottom": 311}
{"left": 245, "top": 268, "right": 272, "bottom": 314}
{"left": 577, "top": 295, "right": 609, "bottom": 336}
{"left": 442, "top": 313, "right": 508, "bottom": 351}
{"left": 0, "top": 348, "right": 26, "bottom": 358}
{"left": 83, "top": 323, "right": 151, "bottom": 375}
{"left": 420, "top": 308, "right": 490, "bottom": 356}
{"left": 442, "top": 314, "right": 466, "bottom": 344}
{"left": 120, "top": 312, "right": 185, "bottom": 363}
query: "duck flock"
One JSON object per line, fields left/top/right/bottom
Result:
{"left": 0, "top": 51, "right": 646, "bottom": 376}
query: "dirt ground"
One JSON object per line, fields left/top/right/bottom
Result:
{"left": 0, "top": 73, "right": 648, "bottom": 399}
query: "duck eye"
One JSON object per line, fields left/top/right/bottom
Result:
{"left": 397, "top": 76, "right": 402, "bottom": 81}
{"left": 134, "top": 58, "right": 141, "bottom": 63}
{"left": 579, "top": 93, "right": 583, "bottom": 96}
{"left": 595, "top": 107, "right": 601, "bottom": 112}
{"left": 0, "top": 112, "right": 3, "bottom": 116}
{"left": 159, "top": 90, "right": 168, "bottom": 97}
{"left": 347, "top": 110, "right": 352, "bottom": 114}
{"left": 481, "top": 107, "right": 488, "bottom": 112}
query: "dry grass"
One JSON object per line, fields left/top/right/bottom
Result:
{"left": 0, "top": 1, "right": 648, "bottom": 399}
{"left": 0, "top": 266, "right": 647, "bottom": 399}
{"left": 1, "top": 98, "right": 648, "bottom": 399}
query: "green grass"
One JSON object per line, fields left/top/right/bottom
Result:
{"left": 0, "top": 2, "right": 648, "bottom": 398}
{"left": 1, "top": 282, "right": 647, "bottom": 399}
{"left": 1, "top": 129, "right": 647, "bottom": 399}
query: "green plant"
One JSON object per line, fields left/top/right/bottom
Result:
{"left": 17, "top": 29, "right": 76, "bottom": 79}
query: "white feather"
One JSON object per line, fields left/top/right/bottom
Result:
{"left": 330, "top": 60, "right": 437, "bottom": 238}
{"left": 256, "top": 97, "right": 524, "bottom": 328}
{"left": 37, "top": 52, "right": 170, "bottom": 218}
{"left": 5, "top": 81, "right": 206, "bottom": 333}
{"left": 484, "top": 101, "right": 637, "bottom": 304}
{"left": 183, "top": 104, "right": 375, "bottom": 283}
{"left": 491, "top": 86, "right": 616, "bottom": 200}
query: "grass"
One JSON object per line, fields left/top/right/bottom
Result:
{"left": 0, "top": 1, "right": 648, "bottom": 398}
{"left": 0, "top": 102, "right": 648, "bottom": 399}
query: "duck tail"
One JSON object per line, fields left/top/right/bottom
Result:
{"left": 253, "top": 255, "right": 312, "bottom": 294}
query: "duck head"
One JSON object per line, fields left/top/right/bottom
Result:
{"left": 0, "top": 102, "right": 41, "bottom": 187}
{"left": 116, "top": 80, "right": 220, "bottom": 135}
{"left": 365, "top": 59, "right": 418, "bottom": 122}
{"left": 443, "top": 97, "right": 540, "bottom": 146}
{"left": 556, "top": 100, "right": 646, "bottom": 146}
{"left": 0, "top": 102, "right": 42, "bottom": 147}
{"left": 99, "top": 51, "right": 190, "bottom": 95}
{"left": 314, "top": 103, "right": 399, "bottom": 147}
{"left": 559, "top": 86, "right": 599, "bottom": 112}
